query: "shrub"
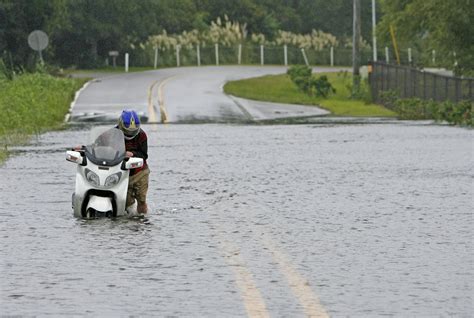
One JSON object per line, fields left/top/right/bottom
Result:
{"left": 287, "top": 65, "right": 312, "bottom": 82}
{"left": 393, "top": 98, "right": 433, "bottom": 120}
{"left": 379, "top": 90, "right": 399, "bottom": 109}
{"left": 287, "top": 65, "right": 335, "bottom": 98}
{"left": 382, "top": 94, "right": 472, "bottom": 126}
{"left": 433, "top": 100, "right": 472, "bottom": 126}
{"left": 308, "top": 75, "right": 335, "bottom": 98}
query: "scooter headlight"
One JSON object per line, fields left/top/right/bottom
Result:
{"left": 85, "top": 168, "right": 100, "bottom": 186}
{"left": 105, "top": 172, "right": 122, "bottom": 187}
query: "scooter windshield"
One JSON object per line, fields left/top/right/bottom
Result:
{"left": 85, "top": 128, "right": 126, "bottom": 166}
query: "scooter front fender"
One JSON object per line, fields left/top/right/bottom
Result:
{"left": 86, "top": 195, "right": 113, "bottom": 213}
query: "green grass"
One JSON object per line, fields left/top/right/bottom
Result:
{"left": 224, "top": 72, "right": 396, "bottom": 117}
{"left": 0, "top": 73, "right": 88, "bottom": 163}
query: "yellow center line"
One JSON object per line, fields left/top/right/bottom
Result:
{"left": 156, "top": 75, "right": 180, "bottom": 124}
{"left": 147, "top": 80, "right": 160, "bottom": 125}
{"left": 147, "top": 75, "right": 178, "bottom": 125}
{"left": 218, "top": 238, "right": 270, "bottom": 318}
{"left": 261, "top": 236, "right": 330, "bottom": 318}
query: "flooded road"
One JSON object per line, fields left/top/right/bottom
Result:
{"left": 0, "top": 122, "right": 473, "bottom": 316}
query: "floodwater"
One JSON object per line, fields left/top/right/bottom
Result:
{"left": 0, "top": 122, "right": 472, "bottom": 317}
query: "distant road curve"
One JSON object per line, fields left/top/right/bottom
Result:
{"left": 70, "top": 66, "right": 345, "bottom": 123}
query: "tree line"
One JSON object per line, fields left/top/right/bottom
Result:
{"left": 0, "top": 0, "right": 375, "bottom": 68}
{"left": 0, "top": 0, "right": 472, "bottom": 75}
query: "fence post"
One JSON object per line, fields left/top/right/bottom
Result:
{"left": 371, "top": 62, "right": 378, "bottom": 102}
{"left": 238, "top": 44, "right": 242, "bottom": 65}
{"left": 385, "top": 46, "right": 389, "bottom": 63}
{"left": 386, "top": 62, "right": 390, "bottom": 90}
{"left": 380, "top": 63, "right": 384, "bottom": 91}
{"left": 395, "top": 65, "right": 398, "bottom": 90}
{"left": 432, "top": 50, "right": 436, "bottom": 65}
{"left": 215, "top": 43, "right": 219, "bottom": 66}
{"left": 197, "top": 45, "right": 201, "bottom": 66}
{"left": 413, "top": 69, "right": 417, "bottom": 98}
{"left": 301, "top": 48, "right": 309, "bottom": 66}
{"left": 125, "top": 53, "right": 129, "bottom": 72}
{"left": 330, "top": 46, "right": 334, "bottom": 66}
{"left": 423, "top": 71, "right": 426, "bottom": 99}
{"left": 404, "top": 67, "right": 408, "bottom": 98}
{"left": 470, "top": 79, "right": 473, "bottom": 100}
{"left": 154, "top": 47, "right": 158, "bottom": 69}
{"left": 260, "top": 45, "right": 264, "bottom": 65}
{"left": 284, "top": 45, "right": 288, "bottom": 66}
{"left": 454, "top": 78, "right": 461, "bottom": 102}
{"left": 408, "top": 48, "right": 412, "bottom": 65}
{"left": 445, "top": 77, "right": 449, "bottom": 101}
{"left": 176, "top": 45, "right": 180, "bottom": 67}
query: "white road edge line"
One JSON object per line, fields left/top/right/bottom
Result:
{"left": 221, "top": 82, "right": 254, "bottom": 121}
{"left": 64, "top": 80, "right": 92, "bottom": 122}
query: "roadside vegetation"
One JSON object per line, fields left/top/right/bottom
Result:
{"left": 380, "top": 91, "right": 473, "bottom": 126}
{"left": 224, "top": 68, "right": 396, "bottom": 117}
{"left": 64, "top": 66, "right": 156, "bottom": 76}
{"left": 0, "top": 68, "right": 87, "bottom": 163}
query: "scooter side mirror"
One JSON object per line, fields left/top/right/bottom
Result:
{"left": 124, "top": 157, "right": 143, "bottom": 170}
{"left": 66, "top": 150, "right": 85, "bottom": 165}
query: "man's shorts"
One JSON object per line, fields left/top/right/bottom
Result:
{"left": 126, "top": 167, "right": 150, "bottom": 207}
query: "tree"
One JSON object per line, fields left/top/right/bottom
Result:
{"left": 0, "top": 0, "right": 65, "bottom": 68}
{"left": 377, "top": 0, "right": 474, "bottom": 75}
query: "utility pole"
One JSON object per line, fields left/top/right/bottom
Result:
{"left": 352, "top": 0, "right": 361, "bottom": 96}
{"left": 372, "top": 0, "right": 377, "bottom": 61}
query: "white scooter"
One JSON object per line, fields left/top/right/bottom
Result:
{"left": 66, "top": 127, "right": 143, "bottom": 218}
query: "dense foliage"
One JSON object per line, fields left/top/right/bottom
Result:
{"left": 377, "top": 0, "right": 474, "bottom": 76}
{"left": 380, "top": 91, "right": 473, "bottom": 126}
{"left": 0, "top": 0, "right": 375, "bottom": 69}
{"left": 1, "top": 0, "right": 471, "bottom": 74}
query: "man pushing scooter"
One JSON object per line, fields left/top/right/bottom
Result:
{"left": 117, "top": 109, "right": 150, "bottom": 215}
{"left": 74, "top": 109, "right": 150, "bottom": 215}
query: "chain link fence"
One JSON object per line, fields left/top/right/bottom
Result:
{"left": 369, "top": 61, "right": 474, "bottom": 103}
{"left": 106, "top": 44, "right": 439, "bottom": 69}
{"left": 108, "top": 44, "right": 376, "bottom": 68}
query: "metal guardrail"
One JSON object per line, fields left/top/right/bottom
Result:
{"left": 369, "top": 61, "right": 474, "bottom": 103}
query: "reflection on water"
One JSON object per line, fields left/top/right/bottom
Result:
{"left": 1, "top": 123, "right": 472, "bottom": 316}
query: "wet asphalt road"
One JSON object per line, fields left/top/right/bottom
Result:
{"left": 1, "top": 123, "right": 473, "bottom": 317}
{"left": 1, "top": 67, "right": 473, "bottom": 316}
{"left": 70, "top": 66, "right": 334, "bottom": 123}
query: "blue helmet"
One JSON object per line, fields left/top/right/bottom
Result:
{"left": 118, "top": 109, "right": 141, "bottom": 139}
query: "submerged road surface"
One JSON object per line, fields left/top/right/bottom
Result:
{"left": 1, "top": 66, "right": 473, "bottom": 316}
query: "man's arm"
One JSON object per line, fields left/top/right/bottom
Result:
{"left": 130, "top": 133, "right": 148, "bottom": 160}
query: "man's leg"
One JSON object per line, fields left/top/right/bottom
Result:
{"left": 135, "top": 168, "right": 150, "bottom": 214}
{"left": 126, "top": 184, "right": 135, "bottom": 208}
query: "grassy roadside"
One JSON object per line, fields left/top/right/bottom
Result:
{"left": 64, "top": 66, "right": 155, "bottom": 76}
{"left": 0, "top": 73, "right": 88, "bottom": 163}
{"left": 224, "top": 72, "right": 396, "bottom": 117}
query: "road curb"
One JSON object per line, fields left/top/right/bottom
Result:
{"left": 227, "top": 94, "right": 254, "bottom": 121}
